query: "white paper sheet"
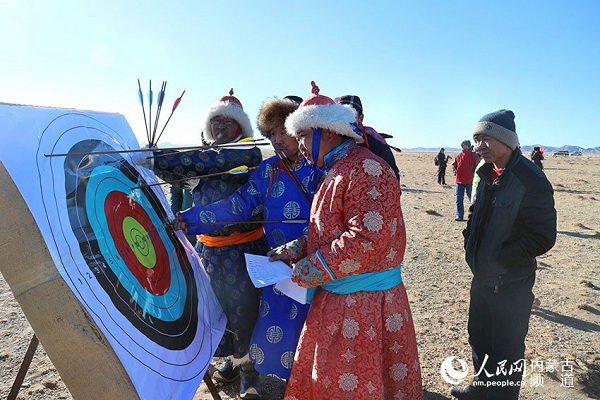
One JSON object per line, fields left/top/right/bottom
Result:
{"left": 245, "top": 253, "right": 292, "bottom": 287}
{"left": 244, "top": 254, "right": 307, "bottom": 303}
{"left": 274, "top": 278, "right": 308, "bottom": 305}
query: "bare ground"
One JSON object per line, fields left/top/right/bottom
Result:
{"left": 1, "top": 152, "right": 598, "bottom": 399}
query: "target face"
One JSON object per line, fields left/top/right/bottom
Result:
{"left": 9, "top": 110, "right": 228, "bottom": 399}
{"left": 104, "top": 193, "right": 169, "bottom": 296}
{"left": 70, "top": 148, "right": 197, "bottom": 345}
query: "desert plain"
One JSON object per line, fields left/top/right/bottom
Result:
{"left": 1, "top": 151, "right": 598, "bottom": 399}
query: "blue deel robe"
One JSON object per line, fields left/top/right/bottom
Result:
{"left": 181, "top": 154, "right": 312, "bottom": 378}
{"left": 153, "top": 145, "right": 271, "bottom": 357}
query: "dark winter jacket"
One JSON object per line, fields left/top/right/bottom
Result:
{"left": 435, "top": 153, "right": 449, "bottom": 170}
{"left": 530, "top": 150, "right": 544, "bottom": 169}
{"left": 364, "top": 132, "right": 400, "bottom": 181}
{"left": 463, "top": 150, "right": 557, "bottom": 287}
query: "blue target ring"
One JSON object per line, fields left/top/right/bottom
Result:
{"left": 86, "top": 165, "right": 186, "bottom": 321}
{"left": 63, "top": 139, "right": 198, "bottom": 350}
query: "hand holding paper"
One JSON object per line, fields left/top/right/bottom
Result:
{"left": 244, "top": 254, "right": 307, "bottom": 304}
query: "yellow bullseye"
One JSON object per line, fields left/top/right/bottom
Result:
{"left": 122, "top": 216, "right": 156, "bottom": 268}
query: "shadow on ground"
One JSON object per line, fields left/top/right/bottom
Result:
{"left": 532, "top": 307, "right": 600, "bottom": 332}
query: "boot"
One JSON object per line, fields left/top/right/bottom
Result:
{"left": 449, "top": 383, "right": 486, "bottom": 400}
{"left": 239, "top": 362, "right": 260, "bottom": 399}
{"left": 213, "top": 357, "right": 240, "bottom": 383}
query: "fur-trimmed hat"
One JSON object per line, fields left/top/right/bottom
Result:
{"left": 472, "top": 109, "right": 519, "bottom": 151}
{"left": 283, "top": 95, "right": 303, "bottom": 105}
{"left": 335, "top": 95, "right": 363, "bottom": 115}
{"left": 201, "top": 88, "right": 253, "bottom": 144}
{"left": 257, "top": 97, "right": 300, "bottom": 138}
{"left": 285, "top": 81, "right": 363, "bottom": 143}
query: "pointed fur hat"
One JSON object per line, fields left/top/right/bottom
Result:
{"left": 201, "top": 88, "right": 253, "bottom": 144}
{"left": 284, "top": 81, "right": 362, "bottom": 143}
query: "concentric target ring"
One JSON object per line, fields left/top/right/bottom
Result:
{"left": 105, "top": 190, "right": 170, "bottom": 296}
{"left": 34, "top": 112, "right": 225, "bottom": 391}
{"left": 66, "top": 142, "right": 198, "bottom": 350}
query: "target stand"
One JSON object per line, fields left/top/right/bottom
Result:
{"left": 7, "top": 335, "right": 39, "bottom": 400}
{"left": 0, "top": 160, "right": 138, "bottom": 398}
{"left": 6, "top": 334, "right": 220, "bottom": 400}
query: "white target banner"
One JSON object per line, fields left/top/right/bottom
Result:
{"left": 0, "top": 103, "right": 226, "bottom": 399}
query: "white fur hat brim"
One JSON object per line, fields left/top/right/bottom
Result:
{"left": 285, "top": 103, "right": 363, "bottom": 143}
{"left": 202, "top": 101, "right": 254, "bottom": 144}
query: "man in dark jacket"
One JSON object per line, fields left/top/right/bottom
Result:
{"left": 450, "top": 110, "right": 557, "bottom": 400}
{"left": 435, "top": 147, "right": 451, "bottom": 185}
{"left": 530, "top": 146, "right": 544, "bottom": 169}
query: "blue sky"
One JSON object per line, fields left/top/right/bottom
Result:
{"left": 2, "top": 1, "right": 599, "bottom": 149}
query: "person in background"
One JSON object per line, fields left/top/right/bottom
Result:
{"left": 530, "top": 146, "right": 544, "bottom": 169}
{"left": 452, "top": 140, "right": 478, "bottom": 221}
{"left": 173, "top": 96, "right": 312, "bottom": 397}
{"left": 134, "top": 89, "right": 269, "bottom": 400}
{"left": 470, "top": 143, "right": 481, "bottom": 164}
{"left": 450, "top": 110, "right": 556, "bottom": 400}
{"left": 434, "top": 147, "right": 451, "bottom": 185}
{"left": 269, "top": 82, "right": 423, "bottom": 399}
{"left": 335, "top": 94, "right": 400, "bottom": 181}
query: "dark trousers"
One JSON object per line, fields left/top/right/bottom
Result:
{"left": 437, "top": 167, "right": 446, "bottom": 184}
{"left": 467, "top": 274, "right": 535, "bottom": 399}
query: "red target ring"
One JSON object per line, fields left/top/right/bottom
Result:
{"left": 105, "top": 191, "right": 170, "bottom": 295}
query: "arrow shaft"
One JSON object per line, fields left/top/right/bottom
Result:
{"left": 148, "top": 80, "right": 153, "bottom": 142}
{"left": 44, "top": 140, "right": 268, "bottom": 158}
{"left": 150, "top": 81, "right": 167, "bottom": 145}
{"left": 141, "top": 166, "right": 259, "bottom": 188}
{"left": 276, "top": 151, "right": 312, "bottom": 205}
{"left": 137, "top": 79, "right": 150, "bottom": 143}
{"left": 154, "top": 90, "right": 185, "bottom": 145}
{"left": 187, "top": 219, "right": 307, "bottom": 226}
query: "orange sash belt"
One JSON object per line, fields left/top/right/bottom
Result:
{"left": 197, "top": 226, "right": 265, "bottom": 247}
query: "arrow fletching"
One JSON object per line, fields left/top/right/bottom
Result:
{"left": 229, "top": 165, "right": 250, "bottom": 175}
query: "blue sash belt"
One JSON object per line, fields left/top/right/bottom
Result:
{"left": 307, "top": 265, "right": 403, "bottom": 303}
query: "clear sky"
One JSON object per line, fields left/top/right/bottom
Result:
{"left": 2, "top": 0, "right": 599, "bottom": 150}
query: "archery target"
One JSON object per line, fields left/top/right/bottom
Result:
{"left": 23, "top": 111, "right": 226, "bottom": 397}
{"left": 72, "top": 152, "right": 197, "bottom": 346}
